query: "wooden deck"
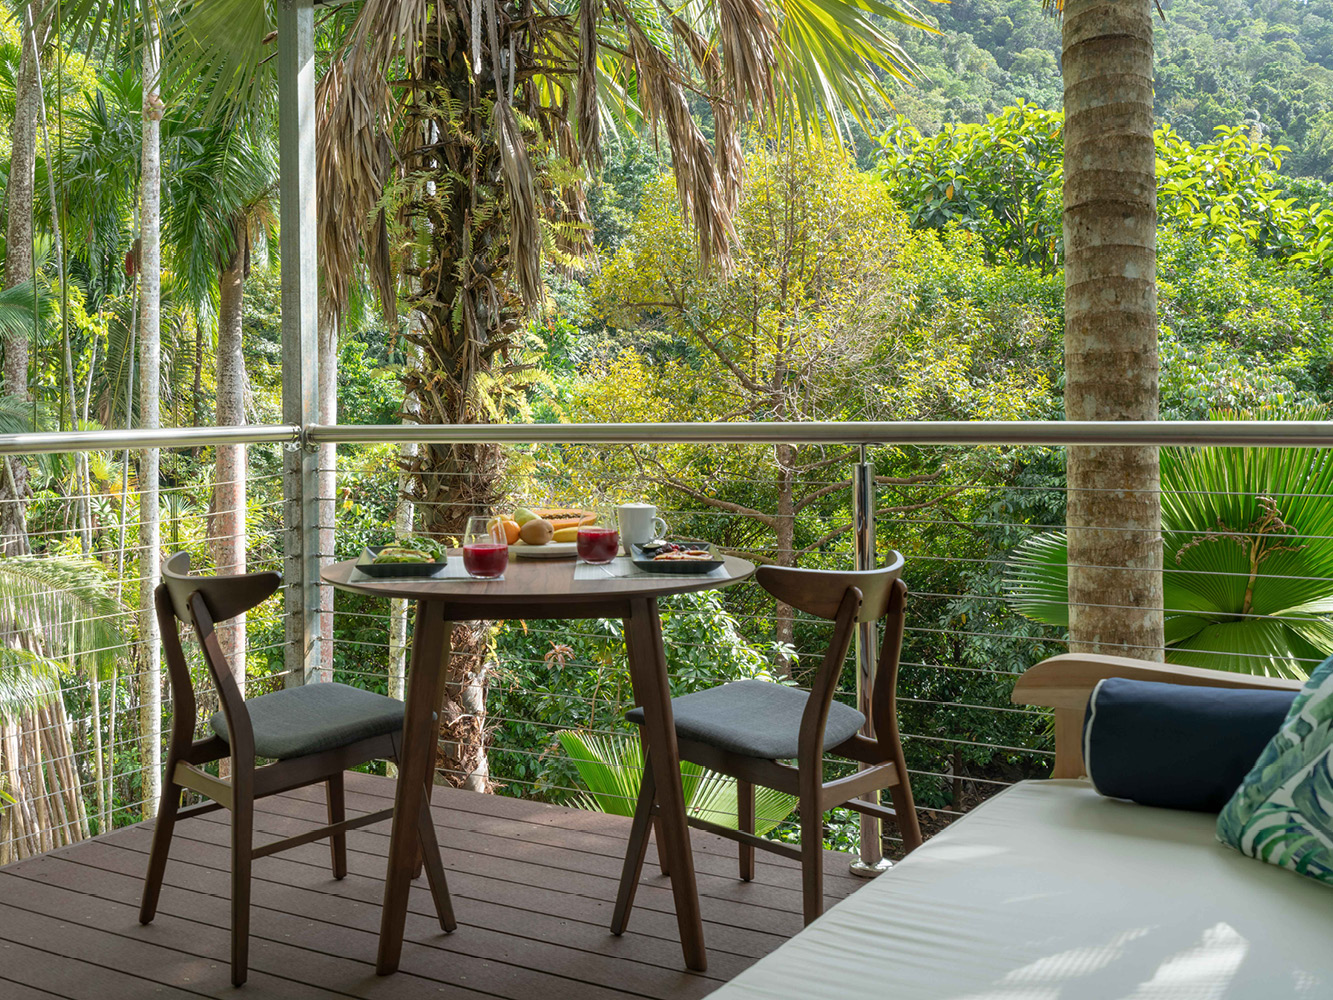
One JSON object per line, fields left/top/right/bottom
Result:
{"left": 0, "top": 771, "right": 865, "bottom": 999}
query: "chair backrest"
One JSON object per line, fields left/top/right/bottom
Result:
{"left": 756, "top": 552, "right": 906, "bottom": 624}
{"left": 156, "top": 553, "right": 281, "bottom": 763}
{"left": 161, "top": 551, "right": 281, "bottom": 626}
{"left": 756, "top": 553, "right": 908, "bottom": 759}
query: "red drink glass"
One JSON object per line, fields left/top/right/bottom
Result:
{"left": 462, "top": 541, "right": 508, "bottom": 578}
{"left": 462, "top": 516, "right": 509, "bottom": 578}
{"left": 577, "top": 524, "right": 620, "bottom": 564}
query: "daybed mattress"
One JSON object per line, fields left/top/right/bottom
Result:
{"left": 710, "top": 779, "right": 1333, "bottom": 999}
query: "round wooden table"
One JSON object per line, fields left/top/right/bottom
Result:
{"left": 322, "top": 553, "right": 756, "bottom": 975}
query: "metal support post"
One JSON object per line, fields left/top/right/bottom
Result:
{"left": 850, "top": 445, "right": 892, "bottom": 876}
{"left": 278, "top": 0, "right": 321, "bottom": 687}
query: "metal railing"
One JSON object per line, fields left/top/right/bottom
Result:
{"left": 0, "top": 418, "right": 1327, "bottom": 868}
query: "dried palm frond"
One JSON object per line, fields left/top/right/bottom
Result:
{"left": 576, "top": 0, "right": 604, "bottom": 168}
{"left": 611, "top": 0, "right": 733, "bottom": 265}
{"left": 495, "top": 101, "right": 544, "bottom": 308}
{"left": 716, "top": 0, "right": 778, "bottom": 118}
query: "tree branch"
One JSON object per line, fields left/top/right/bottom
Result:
{"left": 630, "top": 448, "right": 776, "bottom": 525}
{"left": 793, "top": 523, "right": 853, "bottom": 558}
{"left": 792, "top": 448, "right": 857, "bottom": 474}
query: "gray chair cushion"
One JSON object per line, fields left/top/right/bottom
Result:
{"left": 211, "top": 682, "right": 406, "bottom": 760}
{"left": 626, "top": 679, "right": 865, "bottom": 759}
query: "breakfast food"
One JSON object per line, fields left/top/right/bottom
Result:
{"left": 519, "top": 517, "right": 555, "bottom": 545}
{"left": 653, "top": 548, "right": 713, "bottom": 561}
{"left": 532, "top": 508, "right": 597, "bottom": 531}
{"left": 372, "top": 534, "right": 445, "bottom": 564}
{"left": 642, "top": 541, "right": 713, "bottom": 561}
{"left": 487, "top": 515, "right": 521, "bottom": 545}
{"left": 374, "top": 546, "right": 434, "bottom": 564}
{"left": 493, "top": 507, "right": 596, "bottom": 546}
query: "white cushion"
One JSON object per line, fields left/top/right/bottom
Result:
{"left": 711, "top": 779, "right": 1333, "bottom": 999}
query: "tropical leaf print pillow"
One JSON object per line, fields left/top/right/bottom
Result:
{"left": 1218, "top": 655, "right": 1333, "bottom": 884}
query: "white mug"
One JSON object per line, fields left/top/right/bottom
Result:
{"left": 617, "top": 503, "right": 668, "bottom": 553}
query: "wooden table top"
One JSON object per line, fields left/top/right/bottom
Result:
{"left": 321, "top": 553, "right": 756, "bottom": 608}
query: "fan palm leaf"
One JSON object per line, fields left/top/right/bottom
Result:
{"left": 1006, "top": 409, "right": 1333, "bottom": 679}
{"left": 556, "top": 729, "right": 796, "bottom": 833}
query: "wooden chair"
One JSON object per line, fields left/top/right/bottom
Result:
{"left": 140, "top": 552, "right": 455, "bottom": 986}
{"left": 612, "top": 555, "right": 923, "bottom": 931}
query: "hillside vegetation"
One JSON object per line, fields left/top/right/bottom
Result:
{"left": 889, "top": 0, "right": 1333, "bottom": 179}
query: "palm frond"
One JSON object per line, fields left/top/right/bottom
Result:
{"left": 689, "top": 768, "right": 796, "bottom": 834}
{"left": 0, "top": 556, "right": 128, "bottom": 681}
{"left": 0, "top": 281, "right": 55, "bottom": 353}
{"left": 0, "top": 646, "right": 64, "bottom": 724}
{"left": 1005, "top": 407, "right": 1333, "bottom": 676}
{"left": 555, "top": 729, "right": 797, "bottom": 832}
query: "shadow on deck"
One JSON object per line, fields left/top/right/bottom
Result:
{"left": 0, "top": 771, "right": 864, "bottom": 999}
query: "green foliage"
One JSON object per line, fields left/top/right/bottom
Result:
{"left": 489, "top": 589, "right": 780, "bottom": 797}
{"left": 883, "top": 0, "right": 1333, "bottom": 181}
{"left": 1006, "top": 409, "right": 1333, "bottom": 678}
{"left": 878, "top": 103, "right": 1062, "bottom": 272}
{"left": 880, "top": 104, "right": 1333, "bottom": 271}
{"left": 0, "top": 647, "right": 64, "bottom": 725}
{"left": 555, "top": 729, "right": 796, "bottom": 833}
{"left": 1157, "top": 125, "right": 1333, "bottom": 261}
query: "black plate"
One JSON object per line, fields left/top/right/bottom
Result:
{"left": 630, "top": 543, "right": 725, "bottom": 574}
{"left": 356, "top": 546, "right": 449, "bottom": 578}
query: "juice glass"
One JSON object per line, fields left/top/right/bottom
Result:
{"left": 462, "top": 516, "right": 509, "bottom": 579}
{"left": 577, "top": 509, "right": 620, "bottom": 565}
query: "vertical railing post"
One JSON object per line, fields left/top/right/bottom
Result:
{"left": 850, "top": 445, "right": 892, "bottom": 876}
{"left": 278, "top": 0, "right": 321, "bottom": 687}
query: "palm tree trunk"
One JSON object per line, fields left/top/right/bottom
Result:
{"left": 396, "top": 26, "right": 520, "bottom": 793}
{"left": 1062, "top": 0, "right": 1164, "bottom": 659}
{"left": 0, "top": 5, "right": 47, "bottom": 557}
{"left": 138, "top": 15, "right": 164, "bottom": 820}
{"left": 88, "top": 660, "right": 105, "bottom": 831}
{"left": 27, "top": 26, "right": 94, "bottom": 561}
{"left": 213, "top": 230, "right": 248, "bottom": 694}
{"left": 4, "top": 5, "right": 43, "bottom": 393}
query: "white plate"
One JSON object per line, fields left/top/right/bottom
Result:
{"left": 509, "top": 541, "right": 579, "bottom": 559}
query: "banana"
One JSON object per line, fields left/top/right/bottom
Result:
{"left": 552, "top": 526, "right": 580, "bottom": 543}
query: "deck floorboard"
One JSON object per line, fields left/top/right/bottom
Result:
{"left": 0, "top": 772, "right": 864, "bottom": 999}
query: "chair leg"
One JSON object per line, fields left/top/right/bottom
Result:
{"left": 231, "top": 780, "right": 254, "bottom": 987}
{"left": 139, "top": 773, "right": 182, "bottom": 924}
{"left": 415, "top": 784, "right": 457, "bottom": 932}
{"left": 413, "top": 770, "right": 433, "bottom": 881}
{"left": 888, "top": 762, "right": 923, "bottom": 854}
{"left": 327, "top": 771, "right": 348, "bottom": 880}
{"left": 611, "top": 758, "right": 657, "bottom": 936}
{"left": 652, "top": 815, "right": 670, "bottom": 877}
{"left": 737, "top": 779, "right": 755, "bottom": 882}
{"left": 799, "top": 794, "right": 824, "bottom": 927}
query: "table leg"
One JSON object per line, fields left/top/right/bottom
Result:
{"left": 624, "top": 596, "right": 706, "bottom": 972}
{"left": 377, "top": 600, "right": 450, "bottom": 975}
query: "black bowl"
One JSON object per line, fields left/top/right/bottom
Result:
{"left": 356, "top": 546, "right": 449, "bottom": 578}
{"left": 630, "top": 543, "right": 724, "bottom": 574}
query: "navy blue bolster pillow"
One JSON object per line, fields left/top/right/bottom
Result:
{"left": 1082, "top": 678, "right": 1297, "bottom": 813}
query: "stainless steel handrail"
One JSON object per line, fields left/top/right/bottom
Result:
{"left": 0, "top": 420, "right": 1331, "bottom": 455}
{"left": 307, "top": 420, "right": 1333, "bottom": 448}
{"left": 0, "top": 424, "right": 302, "bottom": 455}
